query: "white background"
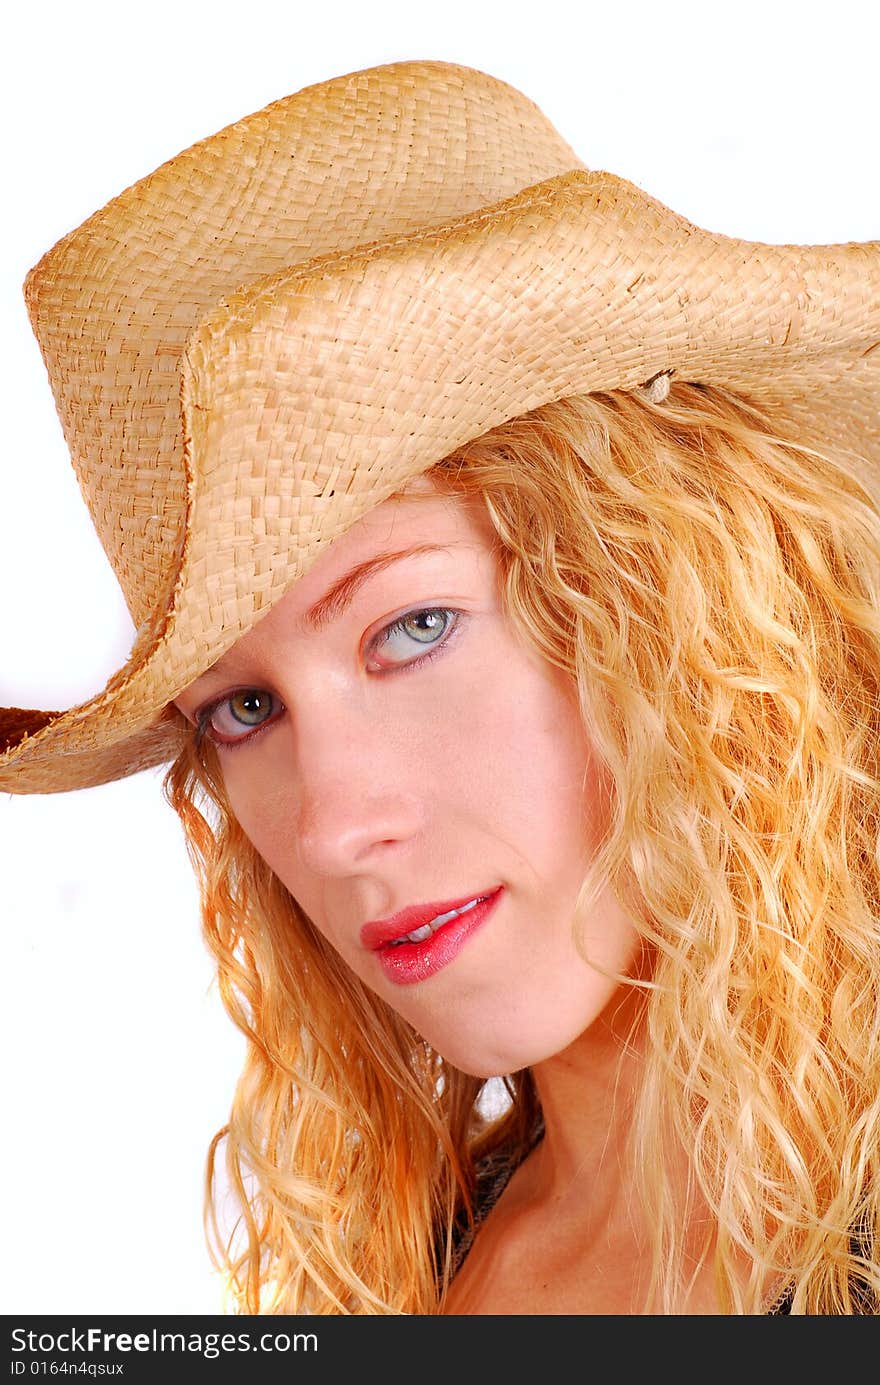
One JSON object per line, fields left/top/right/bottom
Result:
{"left": 2, "top": 0, "right": 877, "bottom": 1315}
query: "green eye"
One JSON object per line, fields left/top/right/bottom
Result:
{"left": 200, "top": 688, "right": 280, "bottom": 745}
{"left": 400, "top": 611, "right": 449, "bottom": 642}
{"left": 374, "top": 608, "right": 458, "bottom": 667}
{"left": 227, "top": 690, "right": 274, "bottom": 726}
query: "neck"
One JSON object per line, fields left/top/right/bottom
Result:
{"left": 527, "top": 978, "right": 648, "bottom": 1207}
{"left": 523, "top": 981, "right": 734, "bottom": 1311}
{"left": 478, "top": 971, "right": 774, "bottom": 1313}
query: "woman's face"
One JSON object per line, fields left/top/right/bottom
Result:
{"left": 175, "top": 480, "right": 640, "bottom": 1076}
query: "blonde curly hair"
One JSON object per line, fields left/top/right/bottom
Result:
{"left": 165, "top": 380, "right": 880, "bottom": 1314}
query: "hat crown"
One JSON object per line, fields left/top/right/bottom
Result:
{"left": 24, "top": 61, "right": 583, "bottom": 628}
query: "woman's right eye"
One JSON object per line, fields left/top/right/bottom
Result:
{"left": 197, "top": 689, "right": 281, "bottom": 747}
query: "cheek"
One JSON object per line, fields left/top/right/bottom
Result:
{"left": 453, "top": 663, "right": 601, "bottom": 858}
{"left": 222, "top": 766, "right": 295, "bottom": 877}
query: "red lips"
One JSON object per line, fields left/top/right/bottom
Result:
{"left": 360, "top": 888, "right": 500, "bottom": 950}
{"left": 369, "top": 888, "right": 505, "bottom": 986}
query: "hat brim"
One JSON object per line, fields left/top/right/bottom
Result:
{"left": 3, "top": 169, "right": 879, "bottom": 792}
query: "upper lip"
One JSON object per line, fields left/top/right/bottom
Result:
{"left": 360, "top": 888, "right": 501, "bottom": 951}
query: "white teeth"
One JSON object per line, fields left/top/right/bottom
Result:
{"left": 390, "top": 895, "right": 485, "bottom": 947}
{"left": 405, "top": 923, "right": 434, "bottom": 944}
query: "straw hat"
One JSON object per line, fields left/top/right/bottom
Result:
{"left": 3, "top": 59, "right": 879, "bottom": 794}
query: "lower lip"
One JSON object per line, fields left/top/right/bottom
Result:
{"left": 374, "top": 888, "right": 504, "bottom": 986}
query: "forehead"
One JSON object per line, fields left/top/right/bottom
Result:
{"left": 284, "top": 480, "right": 495, "bottom": 613}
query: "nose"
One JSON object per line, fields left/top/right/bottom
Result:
{"left": 291, "top": 702, "right": 426, "bottom": 878}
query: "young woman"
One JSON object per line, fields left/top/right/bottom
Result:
{"left": 3, "top": 59, "right": 879, "bottom": 1315}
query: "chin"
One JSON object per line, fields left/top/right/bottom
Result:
{"left": 423, "top": 1020, "right": 585, "bottom": 1080}
{"left": 441, "top": 1052, "right": 518, "bottom": 1081}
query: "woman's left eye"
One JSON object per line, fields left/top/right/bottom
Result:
{"left": 368, "top": 607, "right": 460, "bottom": 669}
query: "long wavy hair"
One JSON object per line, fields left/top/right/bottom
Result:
{"left": 164, "top": 379, "right": 880, "bottom": 1314}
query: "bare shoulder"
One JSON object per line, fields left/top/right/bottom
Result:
{"left": 441, "top": 1157, "right": 640, "bottom": 1315}
{"left": 441, "top": 1154, "right": 724, "bottom": 1315}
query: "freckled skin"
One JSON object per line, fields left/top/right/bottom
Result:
{"left": 176, "top": 483, "right": 640, "bottom": 1077}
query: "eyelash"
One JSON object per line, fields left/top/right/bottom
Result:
{"left": 194, "top": 605, "right": 463, "bottom": 750}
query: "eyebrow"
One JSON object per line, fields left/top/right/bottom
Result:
{"left": 303, "top": 543, "right": 456, "bottom": 632}
{"left": 193, "top": 541, "right": 462, "bottom": 688}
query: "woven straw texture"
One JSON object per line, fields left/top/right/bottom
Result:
{"left": 2, "top": 59, "right": 879, "bottom": 793}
